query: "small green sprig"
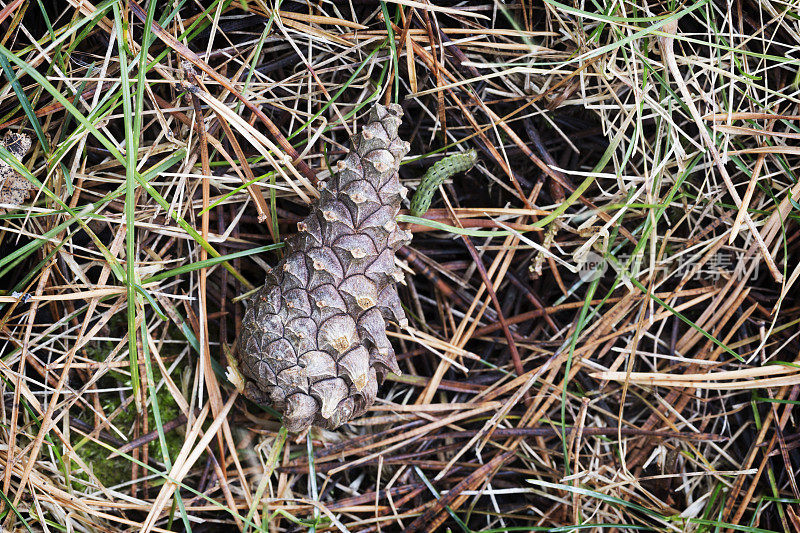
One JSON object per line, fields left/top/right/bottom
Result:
{"left": 410, "top": 149, "right": 478, "bottom": 216}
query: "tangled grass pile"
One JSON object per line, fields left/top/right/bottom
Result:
{"left": 0, "top": 1, "right": 799, "bottom": 531}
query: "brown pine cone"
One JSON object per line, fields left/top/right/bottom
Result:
{"left": 236, "top": 104, "right": 411, "bottom": 432}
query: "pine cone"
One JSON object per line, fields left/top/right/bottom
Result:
{"left": 236, "top": 104, "right": 411, "bottom": 432}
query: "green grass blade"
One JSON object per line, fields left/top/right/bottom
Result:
{"left": 113, "top": 2, "right": 141, "bottom": 410}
